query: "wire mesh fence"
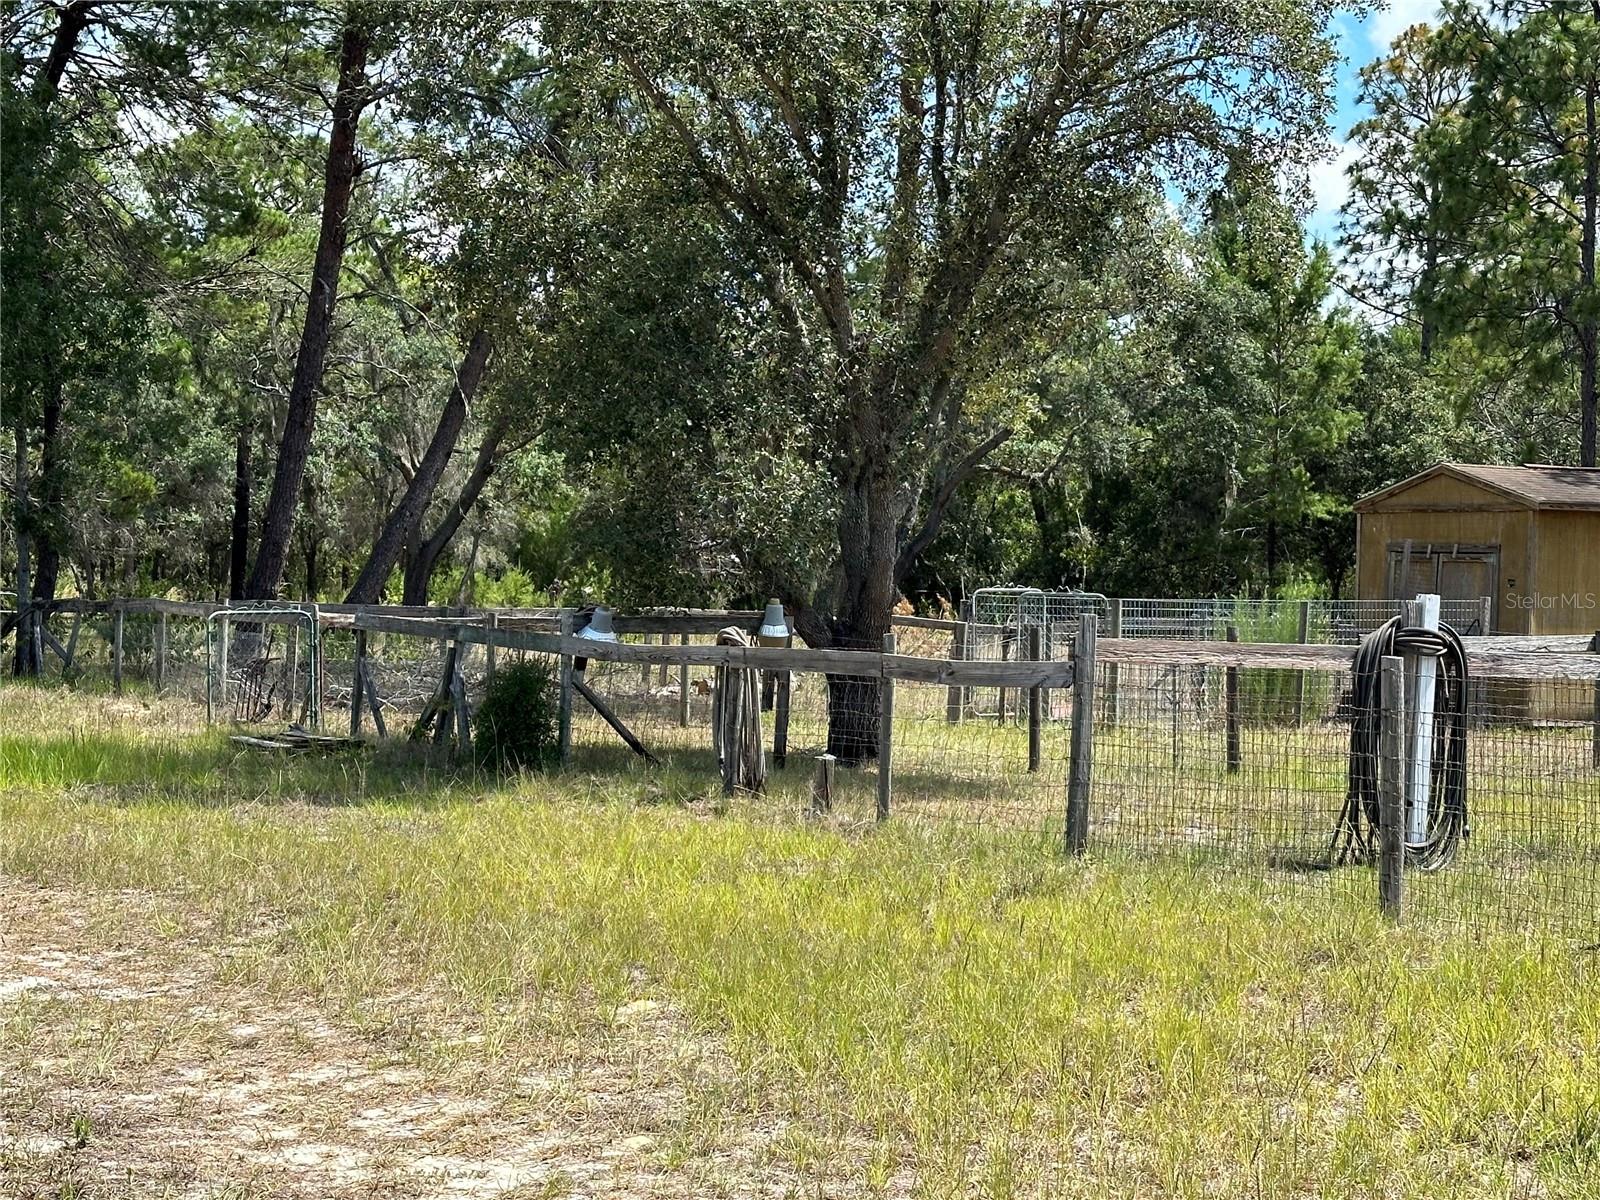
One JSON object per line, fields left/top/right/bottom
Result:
{"left": 14, "top": 600, "right": 1599, "bottom": 944}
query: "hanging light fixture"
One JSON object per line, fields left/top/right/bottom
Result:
{"left": 575, "top": 605, "right": 619, "bottom": 642}
{"left": 757, "top": 599, "right": 789, "bottom": 646}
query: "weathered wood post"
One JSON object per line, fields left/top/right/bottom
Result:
{"left": 877, "top": 632, "right": 895, "bottom": 822}
{"left": 997, "top": 633, "right": 1010, "bottom": 726}
{"left": 774, "top": 635, "right": 792, "bottom": 769}
{"left": 111, "top": 604, "right": 125, "bottom": 694}
{"left": 1479, "top": 596, "right": 1493, "bottom": 635}
{"left": 1065, "top": 615, "right": 1097, "bottom": 855}
{"left": 1225, "top": 624, "right": 1241, "bottom": 774}
{"left": 154, "top": 611, "right": 168, "bottom": 694}
{"left": 639, "top": 633, "right": 653, "bottom": 691}
{"left": 1027, "top": 625, "right": 1043, "bottom": 773}
{"left": 811, "top": 753, "right": 835, "bottom": 814}
{"left": 1379, "top": 653, "right": 1406, "bottom": 922}
{"left": 486, "top": 611, "right": 498, "bottom": 679}
{"left": 678, "top": 632, "right": 691, "bottom": 728}
{"left": 558, "top": 612, "right": 574, "bottom": 767}
{"left": 350, "top": 628, "right": 368, "bottom": 737}
{"left": 1106, "top": 599, "right": 1122, "bottom": 727}
{"left": 946, "top": 620, "right": 966, "bottom": 724}
{"left": 1293, "top": 599, "right": 1311, "bottom": 724}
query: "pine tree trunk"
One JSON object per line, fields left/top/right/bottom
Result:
{"left": 1579, "top": 76, "right": 1597, "bottom": 467}
{"left": 345, "top": 330, "right": 492, "bottom": 603}
{"left": 229, "top": 423, "right": 252, "bottom": 600}
{"left": 245, "top": 19, "right": 370, "bottom": 598}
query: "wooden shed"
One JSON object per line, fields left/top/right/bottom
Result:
{"left": 1354, "top": 463, "right": 1600, "bottom": 637}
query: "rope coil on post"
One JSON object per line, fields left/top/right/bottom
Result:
{"left": 1331, "top": 615, "right": 1470, "bottom": 871}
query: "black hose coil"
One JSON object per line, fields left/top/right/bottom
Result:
{"left": 1330, "top": 616, "right": 1470, "bottom": 872}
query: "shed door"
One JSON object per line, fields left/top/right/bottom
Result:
{"left": 1385, "top": 544, "right": 1500, "bottom": 631}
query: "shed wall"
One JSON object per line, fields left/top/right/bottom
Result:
{"left": 1355, "top": 508, "right": 1531, "bottom": 633}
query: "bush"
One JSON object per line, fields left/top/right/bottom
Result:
{"left": 473, "top": 660, "right": 559, "bottom": 771}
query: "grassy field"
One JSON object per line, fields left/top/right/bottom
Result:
{"left": 3, "top": 685, "right": 1598, "bottom": 1198}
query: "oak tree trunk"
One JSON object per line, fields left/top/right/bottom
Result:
{"left": 401, "top": 415, "right": 509, "bottom": 606}
{"left": 245, "top": 20, "right": 371, "bottom": 598}
{"left": 345, "top": 330, "right": 492, "bottom": 603}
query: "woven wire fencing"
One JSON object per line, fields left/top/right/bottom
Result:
{"left": 16, "top": 601, "right": 1600, "bottom": 943}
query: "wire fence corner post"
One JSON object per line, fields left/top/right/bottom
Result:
{"left": 1379, "top": 652, "right": 1406, "bottom": 923}
{"left": 877, "top": 631, "right": 895, "bottom": 822}
{"left": 558, "top": 611, "right": 574, "bottom": 768}
{"left": 1065, "top": 614, "right": 1097, "bottom": 855}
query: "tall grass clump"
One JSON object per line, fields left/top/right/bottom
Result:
{"left": 472, "top": 659, "right": 559, "bottom": 771}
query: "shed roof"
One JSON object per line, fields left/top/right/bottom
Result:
{"left": 1353, "top": 463, "right": 1600, "bottom": 513}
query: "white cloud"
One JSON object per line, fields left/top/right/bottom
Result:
{"left": 1368, "top": 0, "right": 1441, "bottom": 51}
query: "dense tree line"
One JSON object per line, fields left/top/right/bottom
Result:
{"left": 3, "top": 3, "right": 1596, "bottom": 726}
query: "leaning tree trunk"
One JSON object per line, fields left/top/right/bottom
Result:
{"left": 345, "top": 329, "right": 492, "bottom": 604}
{"left": 245, "top": 19, "right": 370, "bottom": 599}
{"left": 401, "top": 415, "right": 509, "bottom": 606}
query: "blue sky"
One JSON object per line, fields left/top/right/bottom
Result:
{"left": 1304, "top": 0, "right": 1443, "bottom": 244}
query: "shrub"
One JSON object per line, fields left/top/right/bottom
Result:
{"left": 473, "top": 660, "right": 559, "bottom": 771}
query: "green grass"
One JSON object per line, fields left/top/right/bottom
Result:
{"left": 3, "top": 685, "right": 1598, "bottom": 1198}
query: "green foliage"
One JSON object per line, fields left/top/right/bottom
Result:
{"left": 472, "top": 660, "right": 559, "bottom": 773}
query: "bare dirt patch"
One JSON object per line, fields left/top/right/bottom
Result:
{"left": 0, "top": 877, "right": 854, "bottom": 1198}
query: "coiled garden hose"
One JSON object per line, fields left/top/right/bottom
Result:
{"left": 1329, "top": 616, "right": 1470, "bottom": 871}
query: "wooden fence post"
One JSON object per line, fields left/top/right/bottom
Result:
{"left": 678, "top": 632, "right": 691, "bottom": 727}
{"left": 350, "top": 629, "right": 368, "bottom": 737}
{"left": 946, "top": 620, "right": 966, "bottom": 724}
{"left": 1065, "top": 615, "right": 1097, "bottom": 854}
{"left": 154, "top": 611, "right": 168, "bottom": 693}
{"left": 1293, "top": 599, "right": 1311, "bottom": 723}
{"left": 774, "top": 635, "right": 792, "bottom": 768}
{"left": 877, "top": 632, "right": 895, "bottom": 822}
{"left": 1225, "top": 624, "right": 1241, "bottom": 774}
{"left": 486, "top": 611, "right": 498, "bottom": 679}
{"left": 1379, "top": 653, "right": 1405, "bottom": 922}
{"left": 111, "top": 604, "right": 125, "bottom": 694}
{"left": 811, "top": 753, "right": 835, "bottom": 814}
{"left": 1027, "top": 625, "right": 1042, "bottom": 772}
{"left": 558, "top": 612, "right": 574, "bottom": 767}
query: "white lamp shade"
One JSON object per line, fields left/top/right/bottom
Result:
{"left": 757, "top": 599, "right": 789, "bottom": 646}
{"left": 575, "top": 606, "right": 619, "bottom": 642}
